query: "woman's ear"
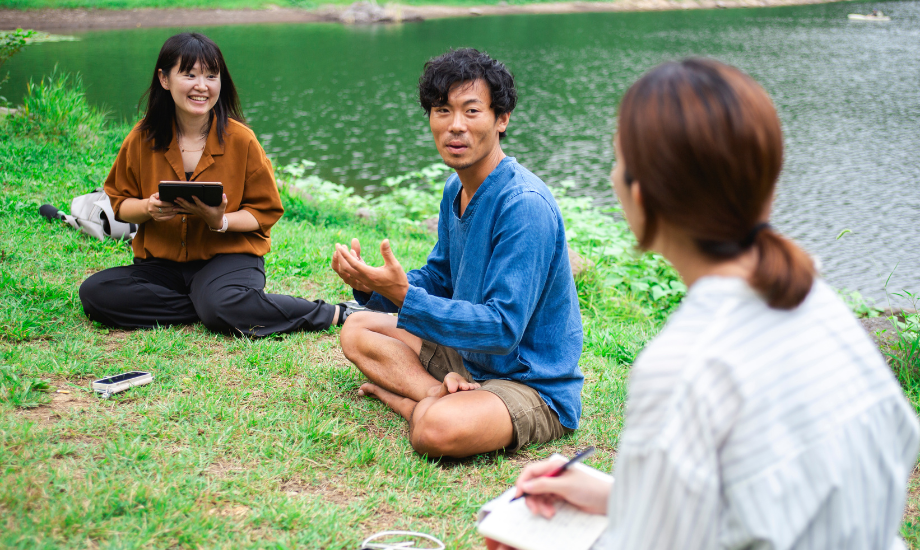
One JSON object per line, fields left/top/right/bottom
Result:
{"left": 630, "top": 181, "right": 643, "bottom": 210}
{"left": 626, "top": 180, "right": 648, "bottom": 244}
{"left": 158, "top": 68, "right": 169, "bottom": 91}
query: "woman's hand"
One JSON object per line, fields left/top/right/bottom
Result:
{"left": 146, "top": 192, "right": 182, "bottom": 222}
{"left": 175, "top": 193, "right": 228, "bottom": 230}
{"left": 482, "top": 458, "right": 611, "bottom": 550}
{"left": 514, "top": 456, "right": 612, "bottom": 519}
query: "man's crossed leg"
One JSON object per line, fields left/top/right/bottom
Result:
{"left": 341, "top": 311, "right": 515, "bottom": 458}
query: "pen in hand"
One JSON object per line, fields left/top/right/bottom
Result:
{"left": 510, "top": 446, "right": 596, "bottom": 502}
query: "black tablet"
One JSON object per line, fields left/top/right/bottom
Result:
{"left": 158, "top": 181, "right": 223, "bottom": 207}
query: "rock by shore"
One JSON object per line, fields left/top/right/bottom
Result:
{"left": 1, "top": 0, "right": 847, "bottom": 31}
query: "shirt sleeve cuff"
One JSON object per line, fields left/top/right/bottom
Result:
{"left": 353, "top": 288, "right": 372, "bottom": 305}
{"left": 395, "top": 285, "right": 426, "bottom": 331}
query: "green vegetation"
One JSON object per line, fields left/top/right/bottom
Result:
{"left": 891, "top": 297, "right": 920, "bottom": 546}
{"left": 0, "top": 365, "right": 52, "bottom": 408}
{"left": 886, "top": 293, "right": 920, "bottom": 407}
{"left": 0, "top": 0, "right": 579, "bottom": 10}
{"left": 2, "top": 70, "right": 917, "bottom": 548}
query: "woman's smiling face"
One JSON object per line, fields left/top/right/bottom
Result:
{"left": 158, "top": 59, "right": 221, "bottom": 121}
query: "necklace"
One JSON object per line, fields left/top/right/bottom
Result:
{"left": 178, "top": 132, "right": 207, "bottom": 153}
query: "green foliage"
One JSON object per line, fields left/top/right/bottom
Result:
{"left": 6, "top": 68, "right": 108, "bottom": 144}
{"left": 279, "top": 160, "right": 450, "bottom": 228}
{"left": 279, "top": 160, "right": 372, "bottom": 228}
{"left": 837, "top": 288, "right": 883, "bottom": 318}
{"left": 0, "top": 29, "right": 35, "bottom": 70}
{"left": 0, "top": 365, "right": 52, "bottom": 409}
{"left": 550, "top": 181, "right": 685, "bottom": 323}
{"left": 372, "top": 164, "right": 452, "bottom": 223}
{"left": 885, "top": 291, "right": 920, "bottom": 411}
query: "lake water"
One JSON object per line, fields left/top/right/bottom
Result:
{"left": 6, "top": 0, "right": 919, "bottom": 303}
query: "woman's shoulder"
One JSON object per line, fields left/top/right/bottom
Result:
{"left": 224, "top": 118, "right": 259, "bottom": 146}
{"left": 122, "top": 122, "right": 147, "bottom": 143}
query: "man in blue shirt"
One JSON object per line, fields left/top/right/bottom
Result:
{"left": 332, "top": 48, "right": 583, "bottom": 458}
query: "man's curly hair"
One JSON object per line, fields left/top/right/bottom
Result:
{"left": 418, "top": 48, "right": 517, "bottom": 140}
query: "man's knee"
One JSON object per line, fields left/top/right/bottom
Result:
{"left": 340, "top": 311, "right": 381, "bottom": 361}
{"left": 409, "top": 401, "right": 470, "bottom": 458}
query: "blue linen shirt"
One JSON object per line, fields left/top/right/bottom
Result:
{"left": 356, "top": 157, "right": 584, "bottom": 429}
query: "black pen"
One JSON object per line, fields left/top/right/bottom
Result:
{"left": 510, "top": 446, "right": 596, "bottom": 502}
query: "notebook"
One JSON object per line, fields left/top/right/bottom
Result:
{"left": 477, "top": 456, "right": 613, "bottom": 550}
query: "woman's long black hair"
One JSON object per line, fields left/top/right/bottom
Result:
{"left": 138, "top": 32, "right": 245, "bottom": 151}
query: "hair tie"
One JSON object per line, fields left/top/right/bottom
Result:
{"left": 741, "top": 222, "right": 771, "bottom": 248}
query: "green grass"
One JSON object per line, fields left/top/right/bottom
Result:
{"left": 0, "top": 0, "right": 610, "bottom": 11}
{"left": 0, "top": 72, "right": 650, "bottom": 548}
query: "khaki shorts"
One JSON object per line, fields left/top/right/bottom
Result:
{"left": 419, "top": 339, "right": 572, "bottom": 453}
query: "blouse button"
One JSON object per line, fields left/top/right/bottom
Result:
{"left": 181, "top": 242, "right": 185, "bottom": 247}
{"left": 182, "top": 216, "right": 186, "bottom": 223}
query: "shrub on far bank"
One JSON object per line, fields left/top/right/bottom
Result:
{"left": 5, "top": 68, "right": 108, "bottom": 145}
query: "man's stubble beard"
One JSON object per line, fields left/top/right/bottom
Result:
{"left": 441, "top": 157, "right": 476, "bottom": 171}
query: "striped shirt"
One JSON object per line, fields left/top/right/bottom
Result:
{"left": 602, "top": 277, "right": 919, "bottom": 550}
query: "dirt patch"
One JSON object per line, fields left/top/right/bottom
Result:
{"left": 358, "top": 500, "right": 436, "bottom": 539}
{"left": 203, "top": 459, "right": 250, "bottom": 477}
{"left": 906, "top": 465, "right": 920, "bottom": 523}
{"left": 209, "top": 504, "right": 252, "bottom": 518}
{"left": 281, "top": 476, "right": 360, "bottom": 505}
{"left": 101, "top": 329, "right": 130, "bottom": 354}
{"left": 13, "top": 376, "right": 97, "bottom": 427}
{"left": 2, "top": 0, "right": 847, "bottom": 32}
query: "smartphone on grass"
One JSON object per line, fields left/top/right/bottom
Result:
{"left": 92, "top": 371, "right": 153, "bottom": 396}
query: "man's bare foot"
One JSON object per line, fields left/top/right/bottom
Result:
{"left": 358, "top": 382, "right": 418, "bottom": 421}
{"left": 358, "top": 382, "right": 382, "bottom": 398}
{"left": 428, "top": 372, "right": 481, "bottom": 398}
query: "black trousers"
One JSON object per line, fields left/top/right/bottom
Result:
{"left": 79, "top": 254, "right": 336, "bottom": 337}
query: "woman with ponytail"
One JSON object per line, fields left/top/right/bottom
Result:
{"left": 488, "top": 59, "right": 919, "bottom": 549}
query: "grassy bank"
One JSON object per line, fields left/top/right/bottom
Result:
{"left": 2, "top": 72, "right": 918, "bottom": 548}
{"left": 1, "top": 0, "right": 569, "bottom": 11}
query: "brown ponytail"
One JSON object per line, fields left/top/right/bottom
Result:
{"left": 751, "top": 229, "right": 815, "bottom": 309}
{"left": 618, "top": 58, "right": 814, "bottom": 309}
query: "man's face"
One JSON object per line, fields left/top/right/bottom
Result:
{"left": 429, "top": 79, "right": 510, "bottom": 172}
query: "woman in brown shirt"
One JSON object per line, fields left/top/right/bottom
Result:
{"left": 79, "top": 32, "right": 348, "bottom": 336}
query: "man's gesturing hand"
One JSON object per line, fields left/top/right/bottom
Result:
{"left": 331, "top": 238, "right": 373, "bottom": 294}
{"left": 332, "top": 238, "right": 410, "bottom": 307}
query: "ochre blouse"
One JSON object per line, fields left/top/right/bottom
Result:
{"left": 105, "top": 118, "right": 284, "bottom": 262}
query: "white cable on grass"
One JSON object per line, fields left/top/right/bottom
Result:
{"left": 360, "top": 530, "right": 445, "bottom": 550}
